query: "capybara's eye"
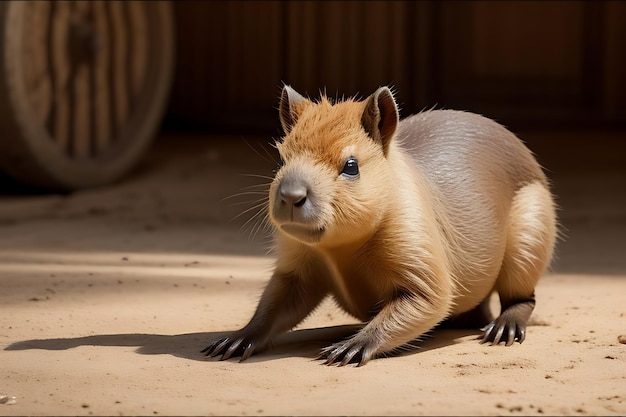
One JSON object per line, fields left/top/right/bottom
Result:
{"left": 340, "top": 157, "right": 359, "bottom": 178}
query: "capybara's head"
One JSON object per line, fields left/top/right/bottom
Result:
{"left": 269, "top": 86, "right": 399, "bottom": 247}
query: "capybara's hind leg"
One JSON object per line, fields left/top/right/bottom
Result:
{"left": 482, "top": 181, "right": 556, "bottom": 346}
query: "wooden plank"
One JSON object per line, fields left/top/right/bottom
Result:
{"left": 359, "top": 2, "right": 392, "bottom": 94}
{"left": 223, "top": 2, "right": 282, "bottom": 109}
{"left": 471, "top": 2, "right": 582, "bottom": 78}
{"left": 285, "top": 2, "right": 318, "bottom": 95}
{"left": 283, "top": 2, "right": 413, "bottom": 102}
{"left": 92, "top": 0, "right": 111, "bottom": 152}
{"left": 603, "top": 1, "right": 626, "bottom": 118}
{"left": 410, "top": 2, "right": 437, "bottom": 109}
{"left": 318, "top": 2, "right": 349, "bottom": 94}
{"left": 437, "top": 1, "right": 590, "bottom": 123}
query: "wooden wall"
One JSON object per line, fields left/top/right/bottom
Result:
{"left": 165, "top": 1, "right": 626, "bottom": 133}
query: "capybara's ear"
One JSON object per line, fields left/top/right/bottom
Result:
{"left": 279, "top": 85, "right": 310, "bottom": 134}
{"left": 361, "top": 87, "right": 399, "bottom": 155}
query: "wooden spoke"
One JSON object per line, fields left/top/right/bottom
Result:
{"left": 22, "top": 1, "right": 52, "bottom": 128}
{"left": 92, "top": 0, "right": 112, "bottom": 153}
{"left": 108, "top": 1, "right": 129, "bottom": 137}
{"left": 68, "top": 0, "right": 91, "bottom": 158}
{"left": 48, "top": 1, "right": 71, "bottom": 151}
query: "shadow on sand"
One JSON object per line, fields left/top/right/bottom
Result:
{"left": 4, "top": 325, "right": 479, "bottom": 364}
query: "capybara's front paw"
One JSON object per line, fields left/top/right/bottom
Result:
{"left": 201, "top": 332, "right": 266, "bottom": 362}
{"left": 317, "top": 336, "right": 379, "bottom": 367}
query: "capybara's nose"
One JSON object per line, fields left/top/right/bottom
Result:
{"left": 279, "top": 180, "right": 307, "bottom": 207}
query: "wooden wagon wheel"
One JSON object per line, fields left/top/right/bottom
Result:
{"left": 0, "top": 1, "right": 174, "bottom": 190}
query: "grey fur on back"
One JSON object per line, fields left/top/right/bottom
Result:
{"left": 396, "top": 110, "right": 548, "bottom": 291}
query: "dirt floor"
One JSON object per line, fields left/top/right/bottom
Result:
{"left": 1, "top": 132, "right": 625, "bottom": 416}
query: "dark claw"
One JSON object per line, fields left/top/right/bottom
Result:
{"left": 221, "top": 337, "right": 244, "bottom": 361}
{"left": 492, "top": 324, "right": 505, "bottom": 345}
{"left": 480, "top": 319, "right": 527, "bottom": 346}
{"left": 318, "top": 338, "right": 373, "bottom": 367}
{"left": 339, "top": 347, "right": 360, "bottom": 367}
{"left": 357, "top": 354, "right": 371, "bottom": 367}
{"left": 201, "top": 336, "right": 229, "bottom": 356}
{"left": 203, "top": 332, "right": 264, "bottom": 362}
{"left": 324, "top": 345, "right": 348, "bottom": 366}
{"left": 505, "top": 326, "right": 516, "bottom": 347}
{"left": 480, "top": 323, "right": 495, "bottom": 344}
{"left": 240, "top": 343, "right": 255, "bottom": 362}
{"left": 210, "top": 338, "right": 232, "bottom": 357}
{"left": 315, "top": 346, "right": 333, "bottom": 361}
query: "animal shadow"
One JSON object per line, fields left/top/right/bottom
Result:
{"left": 4, "top": 325, "right": 478, "bottom": 364}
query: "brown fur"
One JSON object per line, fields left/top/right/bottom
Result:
{"left": 203, "top": 86, "right": 557, "bottom": 366}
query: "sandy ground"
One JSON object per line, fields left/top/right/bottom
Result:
{"left": 1, "top": 132, "right": 625, "bottom": 416}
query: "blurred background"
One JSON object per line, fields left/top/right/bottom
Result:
{"left": 0, "top": 0, "right": 624, "bottom": 272}
{"left": 1, "top": 0, "right": 625, "bottom": 189}
{"left": 167, "top": 0, "right": 626, "bottom": 134}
